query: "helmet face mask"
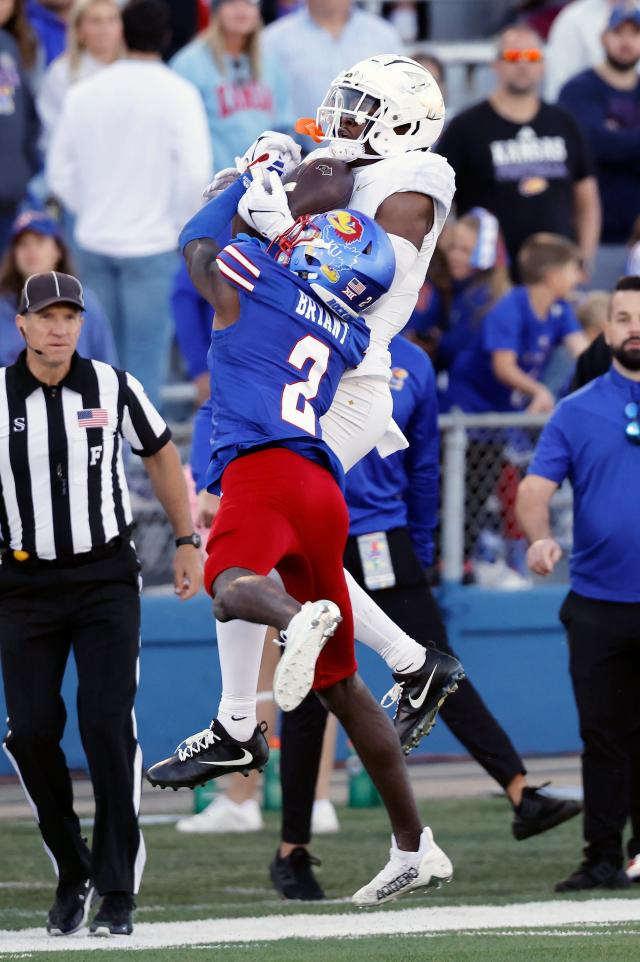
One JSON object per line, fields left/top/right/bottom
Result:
{"left": 275, "top": 210, "right": 395, "bottom": 321}
{"left": 316, "top": 54, "right": 445, "bottom": 162}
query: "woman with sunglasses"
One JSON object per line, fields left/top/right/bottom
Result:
{"left": 517, "top": 274, "right": 640, "bottom": 892}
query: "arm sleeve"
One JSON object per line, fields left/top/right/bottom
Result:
{"left": 404, "top": 362, "right": 440, "bottom": 566}
{"left": 190, "top": 398, "right": 213, "bottom": 492}
{"left": 528, "top": 413, "right": 571, "bottom": 484}
{"left": 171, "top": 263, "right": 212, "bottom": 379}
{"left": 121, "top": 372, "right": 172, "bottom": 456}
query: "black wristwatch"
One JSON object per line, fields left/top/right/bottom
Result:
{"left": 175, "top": 533, "right": 202, "bottom": 549}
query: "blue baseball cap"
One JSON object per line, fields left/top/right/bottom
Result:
{"left": 606, "top": 6, "right": 640, "bottom": 31}
{"left": 10, "top": 210, "right": 63, "bottom": 243}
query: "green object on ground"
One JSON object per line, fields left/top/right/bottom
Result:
{"left": 346, "top": 742, "right": 381, "bottom": 808}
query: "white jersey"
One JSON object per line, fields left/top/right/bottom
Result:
{"left": 307, "top": 148, "right": 456, "bottom": 378}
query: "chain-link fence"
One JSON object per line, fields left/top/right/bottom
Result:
{"left": 129, "top": 410, "right": 574, "bottom": 588}
{"left": 440, "top": 411, "right": 573, "bottom": 587}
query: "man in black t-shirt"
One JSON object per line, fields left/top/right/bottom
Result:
{"left": 439, "top": 25, "right": 601, "bottom": 273}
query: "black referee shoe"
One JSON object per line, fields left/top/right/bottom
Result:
{"left": 512, "top": 783, "right": 582, "bottom": 841}
{"left": 145, "top": 719, "right": 269, "bottom": 790}
{"left": 555, "top": 861, "right": 631, "bottom": 893}
{"left": 270, "top": 847, "right": 325, "bottom": 901}
{"left": 46, "top": 878, "right": 95, "bottom": 935}
{"left": 89, "top": 892, "right": 135, "bottom": 936}
{"left": 383, "top": 646, "right": 465, "bottom": 754}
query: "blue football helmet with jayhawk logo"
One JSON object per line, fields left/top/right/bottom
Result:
{"left": 276, "top": 209, "right": 396, "bottom": 321}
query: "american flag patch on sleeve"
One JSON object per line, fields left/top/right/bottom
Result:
{"left": 77, "top": 408, "right": 109, "bottom": 428}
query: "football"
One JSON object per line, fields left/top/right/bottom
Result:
{"left": 284, "top": 157, "right": 355, "bottom": 219}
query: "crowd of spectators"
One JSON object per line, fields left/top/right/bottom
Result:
{"left": 3, "top": 0, "right": 640, "bottom": 581}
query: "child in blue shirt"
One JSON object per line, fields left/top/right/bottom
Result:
{"left": 444, "top": 233, "right": 588, "bottom": 414}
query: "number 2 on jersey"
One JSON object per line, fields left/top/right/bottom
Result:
{"left": 281, "top": 335, "right": 330, "bottom": 435}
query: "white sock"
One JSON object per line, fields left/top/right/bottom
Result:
{"left": 344, "top": 570, "right": 426, "bottom": 674}
{"left": 216, "top": 618, "right": 265, "bottom": 741}
{"left": 394, "top": 827, "right": 428, "bottom": 860}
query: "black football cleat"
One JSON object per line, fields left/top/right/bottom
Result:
{"left": 46, "top": 878, "right": 95, "bottom": 935}
{"left": 512, "top": 783, "right": 582, "bottom": 840}
{"left": 555, "top": 861, "right": 631, "bottom": 893}
{"left": 145, "top": 719, "right": 269, "bottom": 790}
{"left": 270, "top": 847, "right": 325, "bottom": 901}
{"left": 89, "top": 892, "right": 135, "bottom": 936}
{"left": 382, "top": 645, "right": 465, "bottom": 754}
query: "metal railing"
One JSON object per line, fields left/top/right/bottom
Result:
{"left": 135, "top": 408, "right": 571, "bottom": 588}
{"left": 439, "top": 410, "right": 552, "bottom": 584}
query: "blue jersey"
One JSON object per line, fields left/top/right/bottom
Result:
{"left": 205, "top": 237, "right": 370, "bottom": 492}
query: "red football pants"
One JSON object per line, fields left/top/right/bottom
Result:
{"left": 204, "top": 447, "right": 356, "bottom": 690}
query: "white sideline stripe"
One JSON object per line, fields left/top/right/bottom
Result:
{"left": 1, "top": 899, "right": 639, "bottom": 952}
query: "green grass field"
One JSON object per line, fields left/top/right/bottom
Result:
{"left": 1, "top": 796, "right": 638, "bottom": 960}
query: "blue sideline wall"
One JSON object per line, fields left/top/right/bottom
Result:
{"left": 0, "top": 585, "right": 580, "bottom": 776}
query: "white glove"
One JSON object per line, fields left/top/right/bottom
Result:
{"left": 202, "top": 167, "right": 240, "bottom": 202}
{"left": 235, "top": 131, "right": 302, "bottom": 180}
{"left": 237, "top": 169, "right": 295, "bottom": 241}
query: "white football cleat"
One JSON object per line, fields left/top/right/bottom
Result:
{"left": 311, "top": 798, "right": 340, "bottom": 835}
{"left": 352, "top": 826, "right": 452, "bottom": 906}
{"left": 274, "top": 601, "right": 342, "bottom": 712}
{"left": 176, "top": 795, "right": 263, "bottom": 834}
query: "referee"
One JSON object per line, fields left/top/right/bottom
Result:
{"left": 0, "top": 272, "right": 202, "bottom": 936}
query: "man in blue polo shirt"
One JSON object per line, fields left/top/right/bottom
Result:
{"left": 517, "top": 275, "right": 640, "bottom": 892}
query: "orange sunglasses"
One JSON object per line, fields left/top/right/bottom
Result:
{"left": 500, "top": 48, "right": 544, "bottom": 62}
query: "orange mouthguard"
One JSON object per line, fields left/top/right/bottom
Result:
{"left": 294, "top": 118, "right": 325, "bottom": 143}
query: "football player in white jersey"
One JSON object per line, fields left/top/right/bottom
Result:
{"left": 229, "top": 53, "right": 460, "bottom": 713}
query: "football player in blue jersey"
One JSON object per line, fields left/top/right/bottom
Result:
{"left": 147, "top": 172, "right": 456, "bottom": 904}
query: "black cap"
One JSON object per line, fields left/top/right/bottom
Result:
{"left": 19, "top": 271, "right": 85, "bottom": 314}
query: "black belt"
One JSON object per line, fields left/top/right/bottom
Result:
{"left": 1, "top": 537, "right": 125, "bottom": 570}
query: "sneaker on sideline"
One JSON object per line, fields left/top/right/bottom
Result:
{"left": 512, "top": 783, "right": 582, "bottom": 840}
{"left": 352, "top": 826, "right": 452, "bottom": 906}
{"left": 176, "top": 795, "right": 263, "bottom": 834}
{"left": 273, "top": 601, "right": 342, "bottom": 712}
{"left": 270, "top": 847, "right": 325, "bottom": 900}
{"left": 311, "top": 798, "right": 340, "bottom": 835}
{"left": 46, "top": 878, "right": 95, "bottom": 935}
{"left": 89, "top": 892, "right": 135, "bottom": 936}
{"left": 146, "top": 719, "right": 269, "bottom": 790}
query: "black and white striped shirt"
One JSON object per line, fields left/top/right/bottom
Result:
{"left": 0, "top": 352, "right": 171, "bottom": 560}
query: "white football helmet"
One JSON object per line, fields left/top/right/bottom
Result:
{"left": 316, "top": 54, "right": 445, "bottom": 162}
